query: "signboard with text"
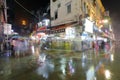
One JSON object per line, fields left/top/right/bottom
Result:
{"left": 4, "top": 23, "right": 12, "bottom": 35}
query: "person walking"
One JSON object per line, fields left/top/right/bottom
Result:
{"left": 94, "top": 41, "right": 99, "bottom": 55}
{"left": 104, "top": 41, "right": 110, "bottom": 58}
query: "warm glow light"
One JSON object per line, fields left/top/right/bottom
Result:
{"left": 22, "top": 20, "right": 26, "bottom": 25}
{"left": 103, "top": 19, "right": 108, "bottom": 23}
{"left": 99, "top": 25, "right": 103, "bottom": 28}
{"left": 31, "top": 36, "right": 36, "bottom": 40}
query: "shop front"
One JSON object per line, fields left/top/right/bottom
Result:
{"left": 81, "top": 18, "right": 94, "bottom": 50}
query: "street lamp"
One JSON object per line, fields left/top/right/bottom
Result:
{"left": 21, "top": 20, "right": 26, "bottom": 25}
{"left": 102, "top": 19, "right": 108, "bottom": 23}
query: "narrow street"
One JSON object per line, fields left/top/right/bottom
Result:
{"left": 0, "top": 44, "right": 119, "bottom": 80}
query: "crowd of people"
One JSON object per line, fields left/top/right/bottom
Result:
{"left": 0, "top": 37, "right": 31, "bottom": 57}
{"left": 10, "top": 38, "right": 29, "bottom": 57}
{"left": 0, "top": 35, "right": 112, "bottom": 58}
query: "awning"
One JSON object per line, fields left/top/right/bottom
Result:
{"left": 37, "top": 26, "right": 47, "bottom": 31}
{"left": 51, "top": 21, "right": 77, "bottom": 30}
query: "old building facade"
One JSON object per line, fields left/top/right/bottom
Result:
{"left": 50, "top": 0, "right": 107, "bottom": 50}
{"left": 50, "top": 0, "right": 105, "bottom": 34}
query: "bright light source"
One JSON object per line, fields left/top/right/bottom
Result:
{"left": 31, "top": 36, "right": 36, "bottom": 40}
{"left": 42, "top": 19, "right": 50, "bottom": 26}
{"left": 11, "top": 30, "right": 14, "bottom": 32}
{"left": 99, "top": 29, "right": 102, "bottom": 32}
{"left": 66, "top": 27, "right": 75, "bottom": 38}
{"left": 84, "top": 19, "right": 94, "bottom": 33}
{"left": 103, "top": 19, "right": 108, "bottom": 23}
{"left": 110, "top": 54, "right": 114, "bottom": 61}
{"left": 38, "top": 22, "right": 42, "bottom": 27}
{"left": 22, "top": 20, "right": 26, "bottom": 25}
{"left": 31, "top": 45, "right": 35, "bottom": 54}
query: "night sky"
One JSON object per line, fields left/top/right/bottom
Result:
{"left": 16, "top": 0, "right": 49, "bottom": 11}
{"left": 102, "top": 0, "right": 120, "bottom": 39}
{"left": 14, "top": 0, "right": 49, "bottom": 24}
{"left": 102, "top": 0, "right": 120, "bottom": 20}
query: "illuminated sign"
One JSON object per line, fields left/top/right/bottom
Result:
{"left": 84, "top": 19, "right": 94, "bottom": 33}
{"left": 4, "top": 23, "right": 12, "bottom": 35}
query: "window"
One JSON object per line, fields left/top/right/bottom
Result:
{"left": 58, "top": 3, "right": 61, "bottom": 8}
{"left": 67, "top": 4, "right": 71, "bottom": 14}
{"left": 52, "top": 0, "right": 57, "bottom": 2}
{"left": 92, "top": 0, "right": 96, "bottom": 6}
{"left": 83, "top": 3, "right": 86, "bottom": 13}
{"left": 51, "top": 17, "right": 54, "bottom": 21}
{"left": 55, "top": 10, "right": 58, "bottom": 19}
{"left": 87, "top": 6, "right": 90, "bottom": 14}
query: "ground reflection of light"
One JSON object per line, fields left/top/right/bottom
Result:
{"left": 82, "top": 53, "right": 87, "bottom": 68}
{"left": 105, "top": 69, "right": 111, "bottom": 79}
{"left": 82, "top": 62, "right": 85, "bottom": 68}
{"left": 61, "top": 64, "right": 66, "bottom": 75}
{"left": 31, "top": 45, "right": 35, "bottom": 54}
{"left": 68, "top": 59, "right": 75, "bottom": 75}
{"left": 94, "top": 77, "right": 97, "bottom": 80}
{"left": 38, "top": 53, "right": 46, "bottom": 63}
{"left": 60, "top": 58, "right": 66, "bottom": 75}
{"left": 86, "top": 66, "right": 95, "bottom": 80}
{"left": 110, "top": 54, "right": 114, "bottom": 62}
{"left": 36, "top": 61, "right": 54, "bottom": 79}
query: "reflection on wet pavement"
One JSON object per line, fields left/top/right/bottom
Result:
{"left": 0, "top": 45, "right": 120, "bottom": 80}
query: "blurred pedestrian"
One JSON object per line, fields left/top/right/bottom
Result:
{"left": 92, "top": 41, "right": 95, "bottom": 49}
{"left": 14, "top": 39, "right": 21, "bottom": 57}
{"left": 94, "top": 41, "right": 99, "bottom": 55}
{"left": 101, "top": 40, "right": 105, "bottom": 50}
{"left": 10, "top": 41, "right": 14, "bottom": 56}
{"left": 104, "top": 41, "right": 110, "bottom": 58}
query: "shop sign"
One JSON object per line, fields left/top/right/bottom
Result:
{"left": 4, "top": 23, "right": 12, "bottom": 35}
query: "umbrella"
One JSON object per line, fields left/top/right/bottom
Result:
{"left": 9, "top": 35, "right": 22, "bottom": 41}
{"left": 11, "top": 35, "right": 21, "bottom": 38}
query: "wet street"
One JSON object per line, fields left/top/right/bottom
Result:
{"left": 0, "top": 44, "right": 120, "bottom": 80}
